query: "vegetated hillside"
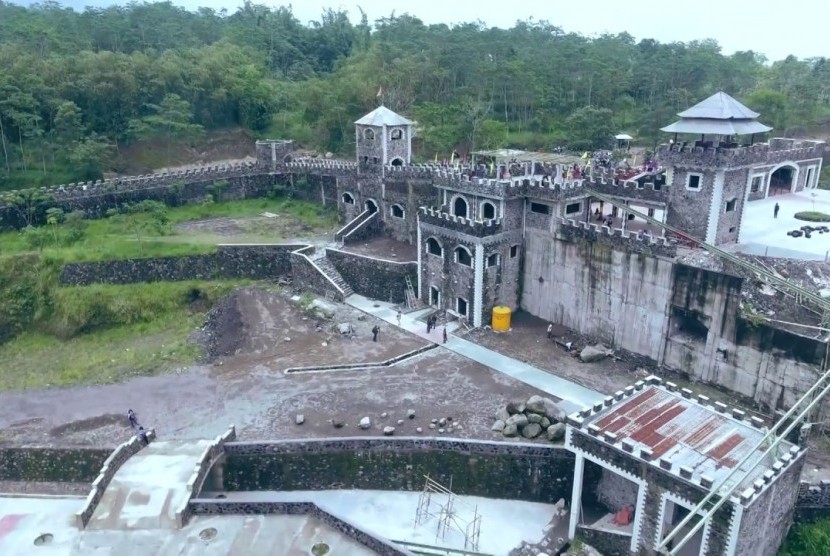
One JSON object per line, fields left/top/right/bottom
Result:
{"left": 1, "top": 1, "right": 830, "bottom": 192}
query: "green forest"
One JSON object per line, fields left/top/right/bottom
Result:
{"left": 2, "top": 1, "right": 830, "bottom": 192}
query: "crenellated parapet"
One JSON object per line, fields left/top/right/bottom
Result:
{"left": 657, "top": 138, "right": 827, "bottom": 169}
{"left": 557, "top": 217, "right": 677, "bottom": 257}
{"left": 419, "top": 206, "right": 503, "bottom": 237}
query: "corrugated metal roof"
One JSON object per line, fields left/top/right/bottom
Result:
{"left": 678, "top": 91, "right": 760, "bottom": 120}
{"left": 354, "top": 105, "right": 413, "bottom": 126}
{"left": 583, "top": 386, "right": 790, "bottom": 491}
{"left": 661, "top": 118, "right": 772, "bottom": 136}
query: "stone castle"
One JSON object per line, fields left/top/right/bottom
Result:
{"left": 1, "top": 91, "right": 827, "bottom": 420}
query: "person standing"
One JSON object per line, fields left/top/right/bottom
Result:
{"left": 547, "top": 323, "right": 553, "bottom": 339}
{"left": 127, "top": 409, "right": 139, "bottom": 429}
{"left": 774, "top": 202, "right": 780, "bottom": 219}
{"left": 372, "top": 325, "right": 379, "bottom": 342}
{"left": 426, "top": 317, "right": 432, "bottom": 333}
{"left": 396, "top": 310, "right": 402, "bottom": 327}
{"left": 443, "top": 327, "right": 448, "bottom": 344}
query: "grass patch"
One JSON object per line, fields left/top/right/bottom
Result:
{"left": 0, "top": 279, "right": 246, "bottom": 390}
{"left": 0, "top": 197, "right": 336, "bottom": 263}
{"left": 794, "top": 211, "right": 830, "bottom": 222}
{"left": 779, "top": 518, "right": 830, "bottom": 556}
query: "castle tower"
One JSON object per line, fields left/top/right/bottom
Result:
{"left": 354, "top": 106, "right": 413, "bottom": 169}
{"left": 659, "top": 92, "right": 774, "bottom": 245}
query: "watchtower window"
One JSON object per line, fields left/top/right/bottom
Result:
{"left": 453, "top": 196, "right": 468, "bottom": 218}
{"left": 750, "top": 175, "right": 763, "bottom": 193}
{"left": 686, "top": 173, "right": 702, "bottom": 190}
{"left": 510, "top": 245, "right": 519, "bottom": 258}
{"left": 391, "top": 204, "right": 405, "bottom": 218}
{"left": 486, "top": 253, "right": 500, "bottom": 268}
{"left": 530, "top": 202, "right": 550, "bottom": 215}
{"left": 364, "top": 128, "right": 375, "bottom": 141}
{"left": 390, "top": 129, "right": 403, "bottom": 140}
{"left": 342, "top": 192, "right": 355, "bottom": 204}
{"left": 481, "top": 201, "right": 496, "bottom": 220}
{"left": 565, "top": 202, "right": 581, "bottom": 215}
{"left": 725, "top": 198, "right": 737, "bottom": 212}
{"left": 455, "top": 246, "right": 472, "bottom": 267}
{"left": 426, "top": 238, "right": 443, "bottom": 257}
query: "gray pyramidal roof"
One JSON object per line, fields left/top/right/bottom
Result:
{"left": 354, "top": 105, "right": 413, "bottom": 126}
{"left": 661, "top": 91, "right": 772, "bottom": 135}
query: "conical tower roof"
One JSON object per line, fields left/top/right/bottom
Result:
{"left": 661, "top": 91, "right": 772, "bottom": 135}
{"left": 354, "top": 105, "right": 412, "bottom": 126}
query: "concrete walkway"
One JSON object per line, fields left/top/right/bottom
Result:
{"left": 346, "top": 295, "right": 603, "bottom": 412}
{"left": 86, "top": 439, "right": 212, "bottom": 530}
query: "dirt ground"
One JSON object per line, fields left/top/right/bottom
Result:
{"left": 0, "top": 288, "right": 544, "bottom": 454}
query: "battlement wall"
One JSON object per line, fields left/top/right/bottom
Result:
{"left": 657, "top": 139, "right": 826, "bottom": 168}
{"left": 418, "top": 206, "right": 503, "bottom": 237}
{"left": 557, "top": 217, "right": 677, "bottom": 257}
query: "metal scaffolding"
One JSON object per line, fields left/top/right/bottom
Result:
{"left": 414, "top": 475, "right": 482, "bottom": 551}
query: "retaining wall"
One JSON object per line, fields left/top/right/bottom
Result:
{"left": 326, "top": 248, "right": 417, "bottom": 304}
{"left": 0, "top": 447, "right": 110, "bottom": 483}
{"left": 288, "top": 246, "right": 346, "bottom": 301}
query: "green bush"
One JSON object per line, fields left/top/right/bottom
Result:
{"left": 794, "top": 211, "right": 830, "bottom": 222}
{"left": 780, "top": 518, "right": 830, "bottom": 556}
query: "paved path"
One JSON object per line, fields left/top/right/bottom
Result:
{"left": 346, "top": 295, "right": 603, "bottom": 412}
{"left": 86, "top": 439, "right": 212, "bottom": 530}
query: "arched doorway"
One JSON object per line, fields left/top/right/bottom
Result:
{"left": 452, "top": 196, "right": 468, "bottom": 218}
{"left": 769, "top": 165, "right": 797, "bottom": 197}
{"left": 365, "top": 199, "right": 378, "bottom": 213}
{"left": 481, "top": 201, "right": 496, "bottom": 220}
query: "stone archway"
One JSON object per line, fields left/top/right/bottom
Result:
{"left": 768, "top": 164, "right": 798, "bottom": 197}
{"left": 452, "top": 196, "right": 468, "bottom": 218}
{"left": 365, "top": 199, "right": 378, "bottom": 213}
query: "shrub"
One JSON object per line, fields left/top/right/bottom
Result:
{"left": 794, "top": 211, "right": 830, "bottom": 222}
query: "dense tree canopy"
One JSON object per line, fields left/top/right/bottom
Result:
{"left": 1, "top": 1, "right": 829, "bottom": 190}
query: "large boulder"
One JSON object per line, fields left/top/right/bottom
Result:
{"left": 491, "top": 419, "right": 506, "bottom": 432}
{"left": 359, "top": 416, "right": 371, "bottom": 430}
{"left": 526, "top": 412, "right": 543, "bottom": 424}
{"left": 540, "top": 416, "right": 551, "bottom": 429}
{"left": 506, "top": 413, "right": 529, "bottom": 428}
{"left": 506, "top": 401, "right": 526, "bottom": 415}
{"left": 494, "top": 407, "right": 511, "bottom": 422}
{"left": 546, "top": 423, "right": 566, "bottom": 441}
{"left": 541, "top": 398, "right": 568, "bottom": 423}
{"left": 525, "top": 395, "right": 547, "bottom": 414}
{"left": 522, "top": 423, "right": 543, "bottom": 439}
{"left": 502, "top": 423, "right": 519, "bottom": 437}
{"left": 580, "top": 344, "right": 613, "bottom": 363}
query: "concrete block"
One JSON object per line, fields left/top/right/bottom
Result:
{"left": 604, "top": 396, "right": 614, "bottom": 407}
{"left": 753, "top": 479, "right": 765, "bottom": 492}
{"left": 603, "top": 431, "right": 618, "bottom": 443}
{"left": 640, "top": 448, "right": 653, "bottom": 461}
{"left": 714, "top": 402, "right": 728, "bottom": 413}
{"left": 665, "top": 381, "right": 677, "bottom": 391}
{"left": 588, "top": 424, "right": 601, "bottom": 436}
{"left": 697, "top": 394, "right": 710, "bottom": 405}
{"left": 622, "top": 440, "right": 635, "bottom": 453}
{"left": 732, "top": 408, "right": 746, "bottom": 419}
{"left": 614, "top": 390, "right": 625, "bottom": 400}
{"left": 634, "top": 380, "right": 645, "bottom": 391}
{"left": 740, "top": 488, "right": 755, "bottom": 504}
{"left": 566, "top": 415, "right": 584, "bottom": 428}
{"left": 700, "top": 475, "right": 714, "bottom": 489}
{"left": 750, "top": 416, "right": 765, "bottom": 429}
{"left": 681, "top": 388, "right": 692, "bottom": 399}
{"left": 593, "top": 402, "right": 603, "bottom": 413}
{"left": 659, "top": 458, "right": 672, "bottom": 470}
{"left": 679, "top": 466, "right": 693, "bottom": 479}
{"left": 624, "top": 386, "right": 635, "bottom": 396}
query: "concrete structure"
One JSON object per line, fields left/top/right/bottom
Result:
{"left": 565, "top": 376, "right": 805, "bottom": 556}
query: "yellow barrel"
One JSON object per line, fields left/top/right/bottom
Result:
{"left": 491, "top": 306, "right": 512, "bottom": 331}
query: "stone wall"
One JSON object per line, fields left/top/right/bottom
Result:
{"left": 795, "top": 481, "right": 830, "bottom": 522}
{"left": 0, "top": 447, "right": 110, "bottom": 483}
{"left": 418, "top": 222, "right": 477, "bottom": 317}
{"left": 594, "top": 466, "right": 639, "bottom": 512}
{"left": 326, "top": 248, "right": 416, "bottom": 304}
{"left": 522, "top": 229, "right": 676, "bottom": 360}
{"left": 189, "top": 499, "right": 410, "bottom": 556}
{"left": 715, "top": 168, "right": 748, "bottom": 245}
{"left": 59, "top": 244, "right": 302, "bottom": 285}
{"left": 665, "top": 167, "right": 716, "bottom": 240}
{"left": 288, "top": 246, "right": 347, "bottom": 301}
{"left": 576, "top": 526, "right": 631, "bottom": 556}
{"left": 211, "top": 437, "right": 575, "bottom": 504}
{"left": 75, "top": 429, "right": 156, "bottom": 528}
{"left": 481, "top": 230, "right": 524, "bottom": 314}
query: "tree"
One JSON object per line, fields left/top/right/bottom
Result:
{"left": 565, "top": 106, "right": 616, "bottom": 150}
{"left": 68, "top": 133, "right": 112, "bottom": 181}
{"left": 128, "top": 93, "right": 204, "bottom": 145}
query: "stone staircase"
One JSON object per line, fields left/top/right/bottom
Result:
{"left": 335, "top": 209, "right": 372, "bottom": 241}
{"left": 314, "top": 256, "right": 355, "bottom": 298}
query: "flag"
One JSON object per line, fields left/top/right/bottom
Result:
{"left": 489, "top": 161, "right": 495, "bottom": 176}
{"left": 376, "top": 86, "right": 383, "bottom": 98}
{"left": 434, "top": 153, "right": 438, "bottom": 163}
{"left": 451, "top": 152, "right": 456, "bottom": 164}
{"left": 581, "top": 151, "right": 589, "bottom": 159}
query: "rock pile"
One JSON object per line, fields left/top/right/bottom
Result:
{"left": 492, "top": 395, "right": 568, "bottom": 442}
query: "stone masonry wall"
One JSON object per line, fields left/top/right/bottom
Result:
{"left": 418, "top": 222, "right": 476, "bottom": 316}
{"left": 289, "top": 246, "right": 347, "bottom": 301}
{"left": 715, "top": 168, "right": 749, "bottom": 245}
{"left": 0, "top": 447, "right": 111, "bottom": 483}
{"left": 59, "top": 244, "right": 302, "bottom": 285}
{"left": 326, "top": 248, "right": 416, "bottom": 304}
{"left": 665, "top": 167, "right": 716, "bottom": 240}
{"left": 214, "top": 437, "right": 575, "bottom": 504}
{"left": 595, "top": 466, "right": 639, "bottom": 512}
{"left": 576, "top": 526, "right": 631, "bottom": 556}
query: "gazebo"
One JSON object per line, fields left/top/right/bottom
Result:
{"left": 614, "top": 133, "right": 633, "bottom": 150}
{"left": 661, "top": 91, "right": 772, "bottom": 147}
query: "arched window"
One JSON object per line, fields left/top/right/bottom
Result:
{"left": 365, "top": 199, "right": 378, "bottom": 213}
{"left": 364, "top": 128, "right": 375, "bottom": 141}
{"left": 481, "top": 201, "right": 496, "bottom": 220}
{"left": 452, "top": 196, "right": 468, "bottom": 218}
{"left": 342, "top": 192, "right": 355, "bottom": 204}
{"left": 426, "top": 237, "right": 443, "bottom": 257}
{"left": 390, "top": 129, "right": 403, "bottom": 140}
{"left": 454, "top": 246, "right": 472, "bottom": 267}
{"left": 391, "top": 157, "right": 404, "bottom": 167}
{"left": 391, "top": 204, "right": 405, "bottom": 218}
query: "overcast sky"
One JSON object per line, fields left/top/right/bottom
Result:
{"left": 12, "top": 0, "right": 829, "bottom": 62}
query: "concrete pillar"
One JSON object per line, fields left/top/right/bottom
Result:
{"left": 416, "top": 214, "right": 422, "bottom": 299}
{"left": 473, "top": 243, "right": 484, "bottom": 328}
{"left": 705, "top": 169, "right": 725, "bottom": 244}
{"left": 568, "top": 453, "right": 585, "bottom": 540}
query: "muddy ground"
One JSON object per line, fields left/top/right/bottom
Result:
{"left": 0, "top": 288, "right": 544, "bottom": 453}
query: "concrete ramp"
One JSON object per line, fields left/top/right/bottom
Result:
{"left": 85, "top": 439, "right": 213, "bottom": 531}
